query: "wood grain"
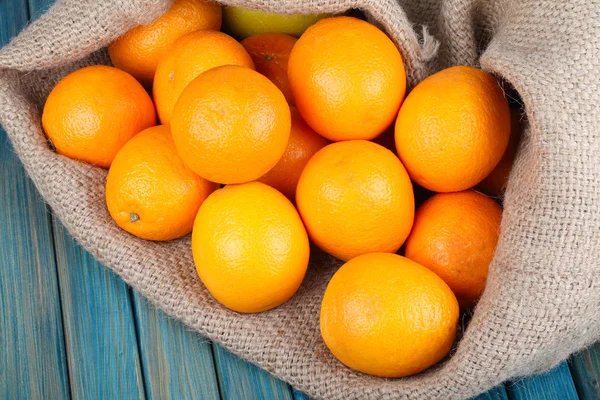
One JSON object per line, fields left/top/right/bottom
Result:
{"left": 293, "top": 388, "right": 311, "bottom": 400}
{"left": 132, "top": 291, "right": 220, "bottom": 400}
{"left": 506, "top": 362, "right": 579, "bottom": 400}
{"left": 0, "top": 135, "right": 71, "bottom": 399}
{"left": 213, "top": 344, "right": 294, "bottom": 400}
{"left": 570, "top": 342, "right": 600, "bottom": 400}
{"left": 28, "top": 0, "right": 54, "bottom": 19}
{"left": 52, "top": 222, "right": 145, "bottom": 399}
{"left": 0, "top": 2, "right": 71, "bottom": 399}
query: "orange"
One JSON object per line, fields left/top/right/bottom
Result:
{"left": 257, "top": 108, "right": 329, "bottom": 200}
{"left": 288, "top": 16, "right": 406, "bottom": 141}
{"left": 320, "top": 253, "right": 459, "bottom": 378}
{"left": 477, "top": 108, "right": 524, "bottom": 197}
{"left": 395, "top": 65, "right": 511, "bottom": 192}
{"left": 42, "top": 65, "right": 156, "bottom": 168}
{"left": 108, "top": 0, "right": 222, "bottom": 87}
{"left": 193, "top": 182, "right": 309, "bottom": 313}
{"left": 153, "top": 30, "right": 255, "bottom": 124}
{"left": 296, "top": 140, "right": 414, "bottom": 261}
{"left": 171, "top": 65, "right": 291, "bottom": 184}
{"left": 106, "top": 125, "right": 217, "bottom": 241}
{"left": 405, "top": 190, "right": 502, "bottom": 308}
{"left": 240, "top": 33, "right": 297, "bottom": 105}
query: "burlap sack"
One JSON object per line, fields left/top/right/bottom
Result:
{"left": 0, "top": 0, "right": 599, "bottom": 398}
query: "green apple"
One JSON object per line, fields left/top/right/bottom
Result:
{"left": 223, "top": 6, "right": 332, "bottom": 39}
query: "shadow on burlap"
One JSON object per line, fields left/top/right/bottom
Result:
{"left": 0, "top": 0, "right": 599, "bottom": 398}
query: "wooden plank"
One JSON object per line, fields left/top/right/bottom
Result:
{"left": 213, "top": 344, "right": 294, "bottom": 400}
{"left": 505, "top": 362, "right": 579, "bottom": 400}
{"left": 570, "top": 342, "right": 600, "bottom": 400}
{"left": 27, "top": 0, "right": 53, "bottom": 19}
{"left": 471, "top": 385, "right": 509, "bottom": 400}
{"left": 131, "top": 291, "right": 221, "bottom": 400}
{"left": 51, "top": 222, "right": 146, "bottom": 399}
{"left": 292, "top": 388, "right": 311, "bottom": 400}
{"left": 0, "top": 133, "right": 71, "bottom": 399}
{"left": 0, "top": 0, "right": 28, "bottom": 45}
{"left": 0, "top": 1, "right": 71, "bottom": 398}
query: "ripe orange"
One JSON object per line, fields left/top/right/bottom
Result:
{"left": 42, "top": 65, "right": 155, "bottom": 168}
{"left": 288, "top": 16, "right": 406, "bottom": 141}
{"left": 153, "top": 30, "right": 254, "bottom": 124}
{"left": 477, "top": 108, "right": 524, "bottom": 197}
{"left": 395, "top": 66, "right": 511, "bottom": 192}
{"left": 296, "top": 140, "right": 414, "bottom": 261}
{"left": 240, "top": 33, "right": 297, "bottom": 105}
{"left": 108, "top": 0, "right": 222, "bottom": 87}
{"left": 257, "top": 108, "right": 329, "bottom": 200}
{"left": 193, "top": 182, "right": 309, "bottom": 313}
{"left": 405, "top": 190, "right": 502, "bottom": 308}
{"left": 320, "top": 253, "right": 459, "bottom": 378}
{"left": 171, "top": 65, "right": 291, "bottom": 184}
{"left": 106, "top": 125, "right": 217, "bottom": 241}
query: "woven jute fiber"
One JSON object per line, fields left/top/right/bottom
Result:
{"left": 1, "top": 0, "right": 599, "bottom": 398}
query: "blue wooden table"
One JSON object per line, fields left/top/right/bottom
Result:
{"left": 1, "top": 1, "right": 599, "bottom": 399}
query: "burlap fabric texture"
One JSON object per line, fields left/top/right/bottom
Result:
{"left": 0, "top": 0, "right": 599, "bottom": 399}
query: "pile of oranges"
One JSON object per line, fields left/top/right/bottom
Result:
{"left": 41, "top": 0, "right": 523, "bottom": 379}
